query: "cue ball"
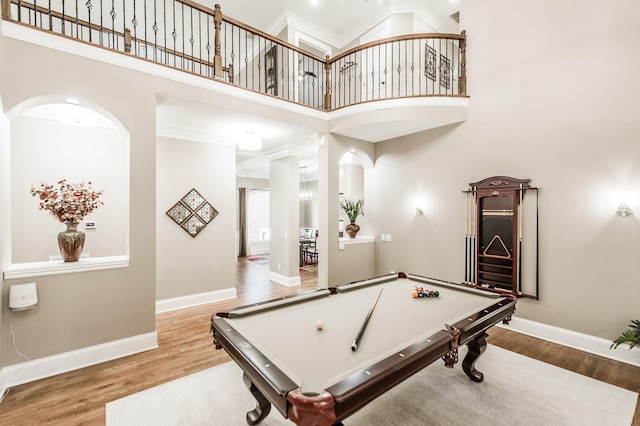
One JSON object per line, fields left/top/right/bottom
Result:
{"left": 315, "top": 320, "right": 324, "bottom": 330}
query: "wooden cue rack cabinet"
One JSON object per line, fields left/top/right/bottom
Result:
{"left": 470, "top": 176, "right": 531, "bottom": 294}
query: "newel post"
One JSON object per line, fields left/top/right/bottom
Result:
{"left": 459, "top": 30, "right": 467, "bottom": 96}
{"left": 213, "top": 3, "right": 223, "bottom": 79}
{"left": 2, "top": 0, "right": 10, "bottom": 20}
{"left": 324, "top": 55, "right": 331, "bottom": 110}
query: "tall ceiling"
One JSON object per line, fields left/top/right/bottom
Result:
{"left": 159, "top": 0, "right": 462, "bottom": 179}
{"left": 209, "top": 0, "right": 461, "bottom": 48}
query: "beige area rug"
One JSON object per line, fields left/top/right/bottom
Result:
{"left": 106, "top": 345, "right": 637, "bottom": 426}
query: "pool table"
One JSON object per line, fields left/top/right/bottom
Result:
{"left": 211, "top": 273, "right": 516, "bottom": 426}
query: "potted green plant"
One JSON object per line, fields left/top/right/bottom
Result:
{"left": 340, "top": 198, "right": 364, "bottom": 238}
{"left": 610, "top": 319, "right": 640, "bottom": 350}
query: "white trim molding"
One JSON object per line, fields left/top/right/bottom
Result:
{"left": 155, "top": 288, "right": 237, "bottom": 313}
{"left": 268, "top": 271, "right": 301, "bottom": 287}
{"left": 3, "top": 255, "right": 130, "bottom": 280}
{"left": 0, "top": 332, "right": 157, "bottom": 400}
{"left": 500, "top": 316, "right": 640, "bottom": 368}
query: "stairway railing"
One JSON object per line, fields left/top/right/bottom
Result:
{"left": 2, "top": 0, "right": 466, "bottom": 110}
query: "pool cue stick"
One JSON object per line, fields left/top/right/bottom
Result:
{"left": 464, "top": 191, "right": 470, "bottom": 283}
{"left": 471, "top": 186, "right": 477, "bottom": 285}
{"left": 517, "top": 184, "right": 523, "bottom": 293}
{"left": 468, "top": 191, "right": 473, "bottom": 283}
{"left": 351, "top": 288, "right": 383, "bottom": 351}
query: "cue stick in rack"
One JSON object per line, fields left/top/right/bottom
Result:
{"left": 351, "top": 288, "right": 383, "bottom": 351}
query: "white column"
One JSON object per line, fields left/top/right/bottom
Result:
{"left": 269, "top": 154, "right": 301, "bottom": 286}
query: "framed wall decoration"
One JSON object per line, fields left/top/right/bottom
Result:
{"left": 166, "top": 188, "right": 219, "bottom": 237}
{"left": 265, "top": 46, "right": 277, "bottom": 95}
{"left": 439, "top": 54, "right": 451, "bottom": 89}
{"left": 424, "top": 45, "right": 436, "bottom": 81}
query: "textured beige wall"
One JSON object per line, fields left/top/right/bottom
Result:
{"left": 11, "top": 116, "right": 129, "bottom": 262}
{"left": 0, "top": 38, "right": 157, "bottom": 366}
{"left": 156, "top": 137, "right": 236, "bottom": 300}
{"left": 367, "top": 0, "right": 640, "bottom": 340}
{"left": 269, "top": 155, "right": 301, "bottom": 279}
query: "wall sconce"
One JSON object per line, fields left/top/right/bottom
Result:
{"left": 416, "top": 207, "right": 424, "bottom": 215}
{"left": 617, "top": 203, "right": 632, "bottom": 217}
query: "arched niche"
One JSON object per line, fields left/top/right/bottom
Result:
{"left": 6, "top": 96, "right": 130, "bottom": 265}
{"left": 338, "top": 148, "right": 373, "bottom": 236}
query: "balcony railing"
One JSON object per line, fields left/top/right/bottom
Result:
{"left": 1, "top": 0, "right": 467, "bottom": 110}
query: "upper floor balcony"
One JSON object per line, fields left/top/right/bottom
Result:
{"left": 1, "top": 0, "right": 468, "bottom": 119}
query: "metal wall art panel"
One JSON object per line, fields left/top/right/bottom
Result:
{"left": 166, "top": 188, "right": 219, "bottom": 237}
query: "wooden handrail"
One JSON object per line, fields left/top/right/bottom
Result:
{"left": 329, "top": 32, "right": 467, "bottom": 65}
{"left": 5, "top": 0, "right": 128, "bottom": 40}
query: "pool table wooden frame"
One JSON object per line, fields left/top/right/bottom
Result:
{"left": 211, "top": 273, "right": 516, "bottom": 426}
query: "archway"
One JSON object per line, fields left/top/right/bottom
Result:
{"left": 6, "top": 96, "right": 130, "bottom": 264}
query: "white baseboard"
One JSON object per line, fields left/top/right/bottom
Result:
{"left": 155, "top": 287, "right": 237, "bottom": 313}
{"left": 500, "top": 316, "right": 640, "bottom": 367}
{"left": 0, "top": 332, "right": 158, "bottom": 400}
{"left": 268, "top": 271, "right": 301, "bottom": 287}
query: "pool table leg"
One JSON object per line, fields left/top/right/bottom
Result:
{"left": 462, "top": 332, "right": 487, "bottom": 382}
{"left": 242, "top": 373, "right": 271, "bottom": 425}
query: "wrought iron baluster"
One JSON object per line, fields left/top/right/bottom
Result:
{"left": 30, "top": 0, "right": 35, "bottom": 27}
{"left": 86, "top": 0, "right": 92, "bottom": 42}
{"left": 171, "top": 0, "right": 176, "bottom": 67}
{"left": 257, "top": 37, "right": 262, "bottom": 92}
{"left": 132, "top": 0, "right": 139, "bottom": 55}
{"left": 152, "top": 0, "right": 157, "bottom": 61}
{"left": 206, "top": 12, "right": 211, "bottom": 77}
{"left": 246, "top": 26, "right": 250, "bottom": 90}
{"left": 279, "top": 45, "right": 285, "bottom": 99}
{"left": 180, "top": 2, "right": 184, "bottom": 69}
{"left": 409, "top": 39, "right": 414, "bottom": 96}
{"left": 188, "top": 6, "right": 194, "bottom": 72}
{"left": 196, "top": 10, "right": 202, "bottom": 74}
{"left": 227, "top": 20, "right": 234, "bottom": 82}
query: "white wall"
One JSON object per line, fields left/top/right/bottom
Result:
{"left": 367, "top": 0, "right": 640, "bottom": 341}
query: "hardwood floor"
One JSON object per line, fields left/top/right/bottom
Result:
{"left": 0, "top": 258, "right": 637, "bottom": 425}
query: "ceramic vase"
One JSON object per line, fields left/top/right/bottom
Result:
{"left": 58, "top": 222, "right": 85, "bottom": 262}
{"left": 345, "top": 222, "right": 360, "bottom": 239}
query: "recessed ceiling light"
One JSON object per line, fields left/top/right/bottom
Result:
{"left": 54, "top": 104, "right": 101, "bottom": 127}
{"left": 310, "top": 0, "right": 319, "bottom": 5}
{"left": 238, "top": 132, "right": 262, "bottom": 151}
